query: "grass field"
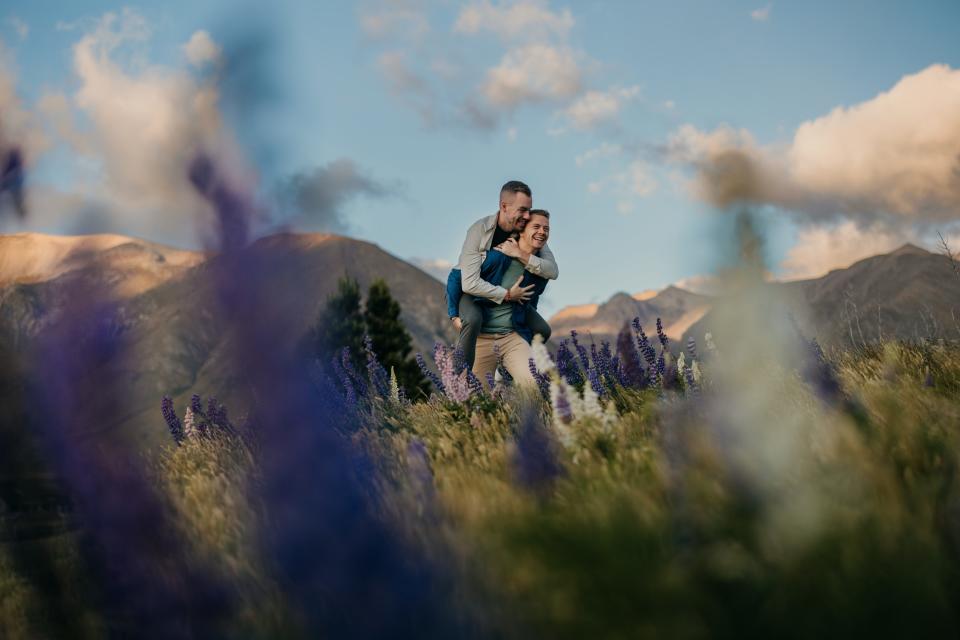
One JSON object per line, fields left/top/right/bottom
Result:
{"left": 3, "top": 334, "right": 960, "bottom": 638}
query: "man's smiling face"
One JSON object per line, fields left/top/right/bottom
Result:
{"left": 522, "top": 212, "right": 550, "bottom": 250}
{"left": 498, "top": 191, "right": 532, "bottom": 232}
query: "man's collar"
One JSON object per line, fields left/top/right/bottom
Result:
{"left": 483, "top": 212, "right": 499, "bottom": 232}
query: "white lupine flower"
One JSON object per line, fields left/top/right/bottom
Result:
{"left": 677, "top": 351, "right": 687, "bottom": 384}
{"left": 183, "top": 407, "right": 198, "bottom": 440}
{"left": 549, "top": 379, "right": 576, "bottom": 449}
{"left": 580, "top": 382, "right": 604, "bottom": 420}
{"left": 704, "top": 332, "right": 718, "bottom": 354}
{"left": 531, "top": 334, "right": 556, "bottom": 373}
{"left": 389, "top": 366, "right": 400, "bottom": 402}
{"left": 692, "top": 360, "right": 703, "bottom": 384}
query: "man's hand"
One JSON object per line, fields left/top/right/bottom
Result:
{"left": 451, "top": 316, "right": 463, "bottom": 331}
{"left": 495, "top": 237, "right": 529, "bottom": 262}
{"left": 505, "top": 275, "right": 535, "bottom": 303}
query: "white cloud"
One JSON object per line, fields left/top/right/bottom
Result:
{"left": 587, "top": 160, "right": 658, "bottom": 206}
{"left": 668, "top": 64, "right": 960, "bottom": 223}
{"left": 408, "top": 256, "right": 454, "bottom": 282}
{"left": 750, "top": 4, "right": 772, "bottom": 21}
{"left": 454, "top": 0, "right": 574, "bottom": 42}
{"left": 506, "top": 127, "right": 518, "bottom": 142}
{"left": 360, "top": 2, "right": 430, "bottom": 41}
{"left": 8, "top": 17, "right": 28, "bottom": 40}
{"left": 563, "top": 85, "right": 641, "bottom": 129}
{"left": 183, "top": 30, "right": 221, "bottom": 67}
{"left": 482, "top": 43, "right": 581, "bottom": 108}
{"left": 575, "top": 142, "right": 621, "bottom": 167}
{"left": 780, "top": 221, "right": 908, "bottom": 280}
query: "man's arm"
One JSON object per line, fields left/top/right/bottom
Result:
{"left": 458, "top": 220, "right": 508, "bottom": 303}
{"left": 526, "top": 243, "right": 558, "bottom": 280}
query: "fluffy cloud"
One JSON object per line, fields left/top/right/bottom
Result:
{"left": 183, "top": 30, "right": 222, "bottom": 67}
{"left": 669, "top": 64, "right": 960, "bottom": 224}
{"left": 564, "top": 85, "right": 641, "bottom": 129}
{"left": 750, "top": 4, "right": 772, "bottom": 21}
{"left": 360, "top": 0, "right": 430, "bottom": 41}
{"left": 780, "top": 221, "right": 910, "bottom": 280}
{"left": 454, "top": 0, "right": 574, "bottom": 42}
{"left": 276, "top": 158, "right": 399, "bottom": 232}
{"left": 407, "top": 256, "right": 454, "bottom": 282}
{"left": 482, "top": 43, "right": 581, "bottom": 108}
{"left": 70, "top": 10, "right": 226, "bottom": 220}
{"left": 8, "top": 17, "right": 29, "bottom": 41}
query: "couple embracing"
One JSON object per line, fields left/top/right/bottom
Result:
{"left": 445, "top": 180, "right": 558, "bottom": 387}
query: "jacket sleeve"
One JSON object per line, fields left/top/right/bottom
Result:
{"left": 525, "top": 242, "right": 558, "bottom": 280}
{"left": 445, "top": 269, "right": 462, "bottom": 318}
{"left": 458, "top": 221, "right": 508, "bottom": 303}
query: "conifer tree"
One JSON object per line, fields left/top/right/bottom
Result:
{"left": 313, "top": 275, "right": 366, "bottom": 371}
{"left": 364, "top": 279, "right": 430, "bottom": 398}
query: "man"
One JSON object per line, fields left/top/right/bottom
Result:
{"left": 451, "top": 209, "right": 552, "bottom": 387}
{"left": 453, "top": 181, "right": 558, "bottom": 369}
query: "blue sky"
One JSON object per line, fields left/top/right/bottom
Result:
{"left": 2, "top": 1, "right": 959, "bottom": 315}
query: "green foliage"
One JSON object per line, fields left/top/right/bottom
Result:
{"left": 312, "top": 275, "right": 366, "bottom": 370}
{"left": 364, "top": 279, "right": 430, "bottom": 399}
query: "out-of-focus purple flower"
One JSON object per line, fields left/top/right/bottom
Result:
{"left": 686, "top": 336, "right": 698, "bottom": 361}
{"left": 485, "top": 372, "right": 496, "bottom": 390}
{"left": 161, "top": 395, "right": 184, "bottom": 444}
{"left": 189, "top": 151, "right": 461, "bottom": 637}
{"left": 434, "top": 343, "right": 473, "bottom": 402}
{"left": 466, "top": 368, "right": 484, "bottom": 397}
{"left": 33, "top": 284, "right": 231, "bottom": 635}
{"left": 513, "top": 403, "right": 563, "bottom": 496}
{"left": 407, "top": 438, "right": 436, "bottom": 507}
{"left": 0, "top": 147, "right": 26, "bottom": 218}
{"left": 616, "top": 323, "right": 644, "bottom": 389}
{"left": 528, "top": 358, "right": 550, "bottom": 401}
{"left": 416, "top": 352, "right": 444, "bottom": 395}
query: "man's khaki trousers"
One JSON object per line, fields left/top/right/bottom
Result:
{"left": 473, "top": 332, "right": 537, "bottom": 388}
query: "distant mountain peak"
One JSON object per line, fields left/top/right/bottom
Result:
{"left": 890, "top": 243, "right": 929, "bottom": 256}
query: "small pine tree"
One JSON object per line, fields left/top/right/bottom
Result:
{"left": 313, "top": 275, "right": 367, "bottom": 371}
{"left": 364, "top": 279, "right": 430, "bottom": 398}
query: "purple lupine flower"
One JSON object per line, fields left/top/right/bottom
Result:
{"left": 555, "top": 339, "right": 583, "bottom": 387}
{"left": 570, "top": 330, "right": 591, "bottom": 373}
{"left": 434, "top": 343, "right": 472, "bottom": 402}
{"left": 552, "top": 381, "right": 573, "bottom": 424}
{"left": 587, "top": 365, "right": 605, "bottom": 398}
{"left": 513, "top": 403, "right": 563, "bottom": 496}
{"left": 416, "top": 352, "right": 444, "bottom": 395}
{"left": 466, "top": 368, "right": 484, "bottom": 397}
{"left": 633, "top": 318, "right": 657, "bottom": 367}
{"left": 616, "top": 323, "right": 644, "bottom": 388}
{"left": 342, "top": 347, "right": 368, "bottom": 398}
{"left": 364, "top": 335, "right": 390, "bottom": 398}
{"left": 190, "top": 393, "right": 204, "bottom": 418}
{"left": 656, "top": 317, "right": 669, "bottom": 349}
{"left": 331, "top": 353, "right": 358, "bottom": 405}
{"left": 684, "top": 362, "right": 698, "bottom": 394}
{"left": 686, "top": 336, "right": 698, "bottom": 361}
{"left": 452, "top": 347, "right": 467, "bottom": 374}
{"left": 656, "top": 352, "right": 666, "bottom": 375}
{"left": 528, "top": 358, "right": 551, "bottom": 401}
{"left": 597, "top": 340, "right": 614, "bottom": 384}
{"left": 485, "top": 372, "right": 496, "bottom": 390}
{"left": 161, "top": 395, "right": 183, "bottom": 444}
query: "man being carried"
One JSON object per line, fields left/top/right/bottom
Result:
{"left": 451, "top": 180, "right": 558, "bottom": 369}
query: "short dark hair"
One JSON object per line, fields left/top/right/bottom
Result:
{"left": 500, "top": 180, "right": 531, "bottom": 201}
{"left": 528, "top": 208, "right": 550, "bottom": 219}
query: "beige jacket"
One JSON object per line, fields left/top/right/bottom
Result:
{"left": 457, "top": 213, "right": 559, "bottom": 304}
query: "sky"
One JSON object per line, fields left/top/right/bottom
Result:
{"left": 1, "top": 0, "right": 959, "bottom": 316}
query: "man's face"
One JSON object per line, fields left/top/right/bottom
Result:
{"left": 498, "top": 191, "right": 532, "bottom": 232}
{"left": 522, "top": 214, "right": 550, "bottom": 250}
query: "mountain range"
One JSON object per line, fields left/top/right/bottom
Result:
{"left": 2, "top": 233, "right": 958, "bottom": 448}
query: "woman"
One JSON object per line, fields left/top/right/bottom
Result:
{"left": 445, "top": 209, "right": 552, "bottom": 386}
